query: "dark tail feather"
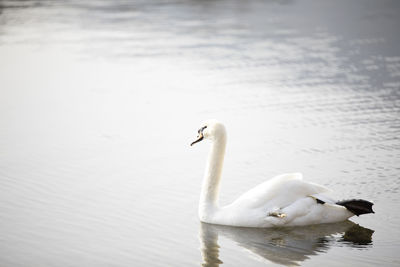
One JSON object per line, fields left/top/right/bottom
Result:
{"left": 336, "top": 199, "right": 375, "bottom": 216}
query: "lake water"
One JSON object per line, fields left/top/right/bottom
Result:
{"left": 0, "top": 0, "right": 399, "bottom": 266}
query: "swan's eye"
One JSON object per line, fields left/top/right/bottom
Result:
{"left": 198, "top": 126, "right": 207, "bottom": 134}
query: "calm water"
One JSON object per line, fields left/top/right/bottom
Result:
{"left": 0, "top": 0, "right": 399, "bottom": 266}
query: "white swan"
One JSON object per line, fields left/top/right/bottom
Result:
{"left": 191, "top": 120, "right": 374, "bottom": 228}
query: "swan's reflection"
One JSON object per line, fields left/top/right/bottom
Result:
{"left": 199, "top": 221, "right": 373, "bottom": 266}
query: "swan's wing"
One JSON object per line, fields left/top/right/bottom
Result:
{"left": 231, "top": 173, "right": 331, "bottom": 210}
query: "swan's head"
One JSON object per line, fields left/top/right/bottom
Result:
{"left": 191, "top": 119, "right": 226, "bottom": 146}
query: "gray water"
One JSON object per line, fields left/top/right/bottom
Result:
{"left": 0, "top": 0, "right": 399, "bottom": 266}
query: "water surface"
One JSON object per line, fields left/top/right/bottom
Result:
{"left": 0, "top": 0, "right": 399, "bottom": 266}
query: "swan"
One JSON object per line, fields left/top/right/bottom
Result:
{"left": 190, "top": 120, "right": 374, "bottom": 228}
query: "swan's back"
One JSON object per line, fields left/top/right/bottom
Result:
{"left": 231, "top": 173, "right": 331, "bottom": 211}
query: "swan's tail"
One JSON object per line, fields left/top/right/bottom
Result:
{"left": 336, "top": 199, "right": 374, "bottom": 216}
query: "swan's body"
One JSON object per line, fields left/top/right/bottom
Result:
{"left": 191, "top": 120, "right": 374, "bottom": 228}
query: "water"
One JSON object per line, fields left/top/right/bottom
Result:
{"left": 0, "top": 0, "right": 399, "bottom": 266}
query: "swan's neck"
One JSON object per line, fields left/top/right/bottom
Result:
{"left": 199, "top": 135, "right": 226, "bottom": 220}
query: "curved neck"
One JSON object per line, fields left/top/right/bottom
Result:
{"left": 199, "top": 134, "right": 226, "bottom": 219}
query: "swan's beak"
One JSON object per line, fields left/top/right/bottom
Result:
{"left": 191, "top": 125, "right": 207, "bottom": 146}
{"left": 190, "top": 133, "right": 204, "bottom": 146}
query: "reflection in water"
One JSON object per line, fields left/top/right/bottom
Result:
{"left": 199, "top": 221, "right": 373, "bottom": 266}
